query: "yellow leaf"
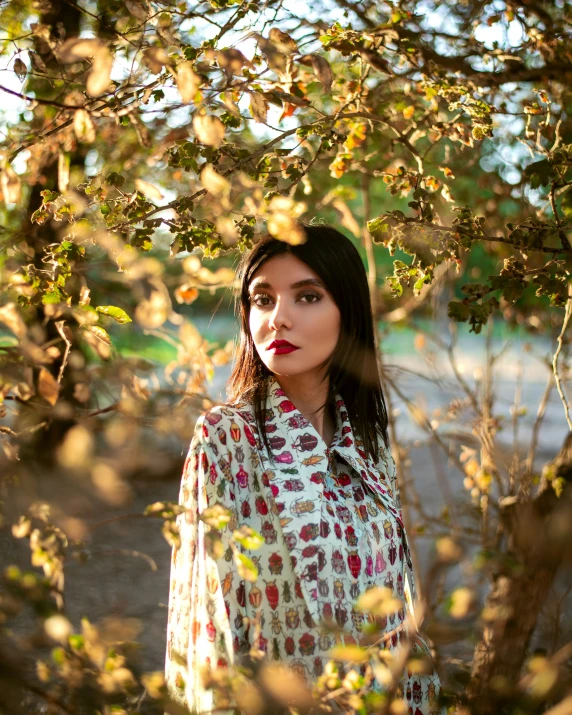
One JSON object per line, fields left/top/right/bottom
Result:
{"left": 182, "top": 256, "right": 201, "bottom": 275}
{"left": 221, "top": 91, "right": 240, "bottom": 117}
{"left": 216, "top": 217, "right": 239, "bottom": 246}
{"left": 268, "top": 28, "right": 298, "bottom": 54}
{"left": 0, "top": 302, "right": 26, "bottom": 338}
{"left": 58, "top": 151, "right": 70, "bottom": 192}
{"left": 449, "top": 587, "right": 474, "bottom": 619}
{"left": 267, "top": 212, "right": 306, "bottom": 245}
{"left": 87, "top": 46, "right": 112, "bottom": 96}
{"left": 142, "top": 47, "right": 170, "bottom": 74}
{"left": 73, "top": 109, "right": 95, "bottom": 143}
{"left": 135, "top": 179, "right": 163, "bottom": 202}
{"left": 125, "top": 0, "right": 148, "bottom": 21}
{"left": 135, "top": 291, "right": 170, "bottom": 329}
{"left": 464, "top": 458, "right": 479, "bottom": 477}
{"left": 435, "top": 536, "right": 463, "bottom": 563}
{"left": 1, "top": 167, "right": 22, "bottom": 204}
{"left": 56, "top": 38, "right": 112, "bottom": 96}
{"left": 179, "top": 321, "right": 203, "bottom": 353}
{"left": 311, "top": 54, "right": 333, "bottom": 93}
{"left": 38, "top": 368, "right": 59, "bottom": 406}
{"left": 249, "top": 91, "right": 269, "bottom": 123}
{"left": 216, "top": 48, "right": 253, "bottom": 77}
{"left": 356, "top": 586, "right": 402, "bottom": 616}
{"left": 211, "top": 348, "right": 230, "bottom": 366}
{"left": 403, "top": 105, "right": 415, "bottom": 120}
{"left": 56, "top": 37, "right": 101, "bottom": 62}
{"left": 200, "top": 164, "right": 229, "bottom": 195}
{"left": 44, "top": 615, "right": 73, "bottom": 644}
{"left": 176, "top": 61, "right": 201, "bottom": 104}
{"left": 329, "top": 645, "right": 369, "bottom": 663}
{"left": 192, "top": 113, "right": 225, "bottom": 148}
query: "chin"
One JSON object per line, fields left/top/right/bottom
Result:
{"left": 265, "top": 359, "right": 324, "bottom": 379}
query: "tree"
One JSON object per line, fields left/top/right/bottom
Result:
{"left": 1, "top": 0, "right": 571, "bottom": 712}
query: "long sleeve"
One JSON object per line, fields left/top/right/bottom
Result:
{"left": 376, "top": 439, "right": 419, "bottom": 609}
{"left": 165, "top": 413, "right": 247, "bottom": 713}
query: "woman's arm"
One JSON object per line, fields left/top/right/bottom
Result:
{"left": 165, "top": 412, "right": 247, "bottom": 713}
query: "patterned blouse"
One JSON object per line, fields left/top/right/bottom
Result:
{"left": 165, "top": 377, "right": 443, "bottom": 714}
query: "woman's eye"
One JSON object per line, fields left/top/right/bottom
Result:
{"left": 299, "top": 292, "right": 321, "bottom": 303}
{"left": 252, "top": 294, "right": 272, "bottom": 307}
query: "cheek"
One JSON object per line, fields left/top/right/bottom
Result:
{"left": 248, "top": 310, "right": 266, "bottom": 345}
{"left": 314, "top": 304, "right": 341, "bottom": 345}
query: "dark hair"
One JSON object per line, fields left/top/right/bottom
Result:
{"left": 227, "top": 223, "right": 389, "bottom": 459}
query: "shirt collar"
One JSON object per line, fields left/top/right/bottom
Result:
{"left": 259, "top": 376, "right": 411, "bottom": 573}
{"left": 264, "top": 376, "right": 367, "bottom": 464}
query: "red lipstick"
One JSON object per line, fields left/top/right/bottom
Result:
{"left": 266, "top": 339, "right": 299, "bottom": 355}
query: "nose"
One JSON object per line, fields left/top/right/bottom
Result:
{"left": 268, "top": 298, "right": 292, "bottom": 332}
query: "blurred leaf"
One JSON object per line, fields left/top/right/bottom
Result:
{"left": 143, "top": 47, "right": 170, "bottom": 73}
{"left": 95, "top": 305, "right": 131, "bottom": 323}
{"left": 268, "top": 27, "right": 298, "bottom": 54}
{"left": 201, "top": 504, "right": 231, "bottom": 530}
{"left": 176, "top": 62, "right": 200, "bottom": 104}
{"left": 249, "top": 92, "right": 269, "bottom": 123}
{"left": 200, "top": 164, "right": 230, "bottom": 195}
{"left": 329, "top": 645, "right": 369, "bottom": 663}
{"left": 135, "top": 179, "right": 163, "bottom": 202}
{"left": 73, "top": 109, "right": 95, "bottom": 143}
{"left": 192, "top": 113, "right": 225, "bottom": 148}
{"left": 13, "top": 57, "right": 27, "bottom": 81}
{"left": 233, "top": 551, "right": 258, "bottom": 582}
{"left": 1, "top": 166, "right": 22, "bottom": 204}
{"left": 38, "top": 368, "right": 59, "bottom": 406}
{"left": 232, "top": 525, "right": 264, "bottom": 550}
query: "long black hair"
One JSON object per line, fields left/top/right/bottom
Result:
{"left": 227, "top": 223, "right": 390, "bottom": 459}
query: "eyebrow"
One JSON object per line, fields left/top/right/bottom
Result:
{"left": 249, "top": 278, "right": 325, "bottom": 292}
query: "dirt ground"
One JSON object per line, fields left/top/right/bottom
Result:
{"left": 1, "top": 440, "right": 568, "bottom": 678}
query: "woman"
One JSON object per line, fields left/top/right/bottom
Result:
{"left": 165, "top": 224, "right": 443, "bottom": 714}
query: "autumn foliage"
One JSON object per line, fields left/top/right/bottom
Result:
{"left": 1, "top": 0, "right": 572, "bottom": 713}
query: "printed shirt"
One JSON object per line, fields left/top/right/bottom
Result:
{"left": 165, "top": 377, "right": 443, "bottom": 714}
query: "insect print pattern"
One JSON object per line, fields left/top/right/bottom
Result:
{"left": 165, "top": 377, "right": 444, "bottom": 714}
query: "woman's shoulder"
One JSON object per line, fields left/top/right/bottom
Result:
{"left": 194, "top": 400, "right": 256, "bottom": 442}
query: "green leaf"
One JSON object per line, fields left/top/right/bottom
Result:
{"left": 233, "top": 552, "right": 258, "bottom": 582}
{"left": 105, "top": 172, "right": 125, "bottom": 187}
{"left": 96, "top": 305, "right": 132, "bottom": 324}
{"left": 447, "top": 301, "right": 470, "bottom": 322}
{"left": 200, "top": 504, "right": 232, "bottom": 530}
{"left": 386, "top": 275, "right": 403, "bottom": 297}
{"left": 232, "top": 526, "right": 264, "bottom": 550}
{"left": 523, "top": 159, "right": 552, "bottom": 189}
{"left": 367, "top": 216, "right": 389, "bottom": 243}
{"left": 42, "top": 289, "right": 64, "bottom": 305}
{"left": 68, "top": 634, "right": 85, "bottom": 651}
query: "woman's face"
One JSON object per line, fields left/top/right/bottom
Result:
{"left": 248, "top": 253, "right": 341, "bottom": 379}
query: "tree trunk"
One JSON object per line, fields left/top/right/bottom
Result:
{"left": 468, "top": 432, "right": 572, "bottom": 712}
{"left": 16, "top": 1, "right": 84, "bottom": 465}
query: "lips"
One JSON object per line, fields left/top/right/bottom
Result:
{"left": 266, "top": 339, "right": 299, "bottom": 355}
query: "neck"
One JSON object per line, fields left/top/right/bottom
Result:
{"left": 272, "top": 372, "right": 335, "bottom": 447}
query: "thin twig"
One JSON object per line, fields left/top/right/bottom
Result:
{"left": 552, "top": 294, "right": 572, "bottom": 430}
{"left": 522, "top": 372, "right": 553, "bottom": 492}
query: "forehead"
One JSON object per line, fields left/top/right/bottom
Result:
{"left": 249, "top": 253, "right": 320, "bottom": 287}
